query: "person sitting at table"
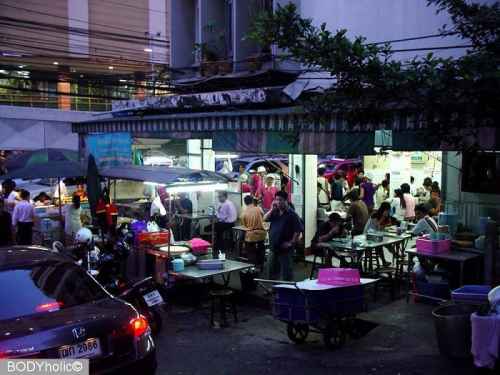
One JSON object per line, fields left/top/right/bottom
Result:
{"left": 214, "top": 191, "right": 237, "bottom": 256}
{"left": 412, "top": 204, "right": 438, "bottom": 236}
{"left": 364, "top": 202, "right": 393, "bottom": 266}
{"left": 311, "top": 213, "right": 345, "bottom": 267}
{"left": 240, "top": 195, "right": 267, "bottom": 269}
{"left": 346, "top": 189, "right": 369, "bottom": 235}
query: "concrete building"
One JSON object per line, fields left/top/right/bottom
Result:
{"left": 0, "top": 0, "right": 170, "bottom": 110}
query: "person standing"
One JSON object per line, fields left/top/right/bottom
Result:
{"left": 12, "top": 189, "right": 35, "bottom": 245}
{"left": 360, "top": 173, "right": 376, "bottom": 213}
{"left": 64, "top": 194, "right": 82, "bottom": 244}
{"left": 330, "top": 173, "right": 345, "bottom": 210}
{"left": 174, "top": 193, "right": 193, "bottom": 240}
{"left": 420, "top": 177, "right": 433, "bottom": 204}
{"left": 264, "top": 191, "right": 302, "bottom": 281}
{"left": 257, "top": 176, "right": 278, "bottom": 211}
{"left": 390, "top": 189, "right": 407, "bottom": 221}
{"left": 429, "top": 182, "right": 442, "bottom": 217}
{"left": 0, "top": 198, "right": 13, "bottom": 246}
{"left": 400, "top": 183, "right": 416, "bottom": 221}
{"left": 214, "top": 191, "right": 237, "bottom": 256}
{"left": 240, "top": 195, "right": 267, "bottom": 269}
{"left": 375, "top": 180, "right": 390, "bottom": 209}
{"left": 410, "top": 176, "right": 418, "bottom": 196}
{"left": 347, "top": 190, "right": 369, "bottom": 235}
{"left": 317, "top": 167, "right": 331, "bottom": 210}
{"left": 2, "top": 179, "right": 18, "bottom": 215}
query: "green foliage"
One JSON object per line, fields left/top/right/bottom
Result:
{"left": 248, "top": 0, "right": 500, "bottom": 150}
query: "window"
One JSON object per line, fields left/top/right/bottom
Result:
{"left": 225, "top": 0, "right": 233, "bottom": 58}
{"left": 0, "top": 262, "right": 108, "bottom": 321}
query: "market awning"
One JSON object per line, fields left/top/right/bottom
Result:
{"left": 98, "top": 165, "right": 229, "bottom": 185}
{"left": 73, "top": 107, "right": 499, "bottom": 154}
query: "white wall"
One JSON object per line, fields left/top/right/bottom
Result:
{"left": 0, "top": 105, "right": 95, "bottom": 150}
{"left": 68, "top": 0, "right": 89, "bottom": 57}
{"left": 149, "top": 0, "right": 169, "bottom": 64}
{"left": 297, "top": 0, "right": 495, "bottom": 61}
{"left": 169, "top": 0, "right": 197, "bottom": 68}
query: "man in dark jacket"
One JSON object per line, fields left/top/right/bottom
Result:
{"left": 264, "top": 191, "right": 303, "bottom": 281}
{"left": 0, "top": 198, "right": 12, "bottom": 246}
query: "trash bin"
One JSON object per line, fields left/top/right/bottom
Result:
{"left": 432, "top": 304, "right": 478, "bottom": 358}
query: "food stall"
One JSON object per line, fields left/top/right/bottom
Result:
{"left": 97, "top": 165, "right": 233, "bottom": 282}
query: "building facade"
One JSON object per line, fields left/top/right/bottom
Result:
{"left": 0, "top": 0, "right": 170, "bottom": 110}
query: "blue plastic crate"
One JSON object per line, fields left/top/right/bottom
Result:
{"left": 452, "top": 285, "right": 491, "bottom": 305}
{"left": 272, "top": 285, "right": 364, "bottom": 323}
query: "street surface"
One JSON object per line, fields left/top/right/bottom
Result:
{"left": 155, "top": 299, "right": 478, "bottom": 375}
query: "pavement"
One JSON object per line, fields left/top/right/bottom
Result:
{"left": 154, "top": 290, "right": 483, "bottom": 375}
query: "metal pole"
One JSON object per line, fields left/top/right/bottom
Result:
{"left": 58, "top": 177, "right": 64, "bottom": 245}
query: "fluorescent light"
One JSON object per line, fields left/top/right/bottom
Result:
{"left": 215, "top": 154, "right": 239, "bottom": 159}
{"left": 108, "top": 66, "right": 114, "bottom": 70}
{"left": 0, "top": 70, "right": 7, "bottom": 74}
{"left": 18, "top": 65, "right": 25, "bottom": 68}
{"left": 144, "top": 181, "right": 166, "bottom": 187}
{"left": 167, "top": 183, "right": 229, "bottom": 193}
{"left": 119, "top": 79, "right": 127, "bottom": 82}
{"left": 144, "top": 48, "right": 153, "bottom": 53}
{"left": 53, "top": 61, "right": 59, "bottom": 65}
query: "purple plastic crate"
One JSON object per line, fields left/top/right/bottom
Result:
{"left": 197, "top": 260, "right": 224, "bottom": 270}
{"left": 452, "top": 285, "right": 491, "bottom": 305}
{"left": 272, "top": 285, "right": 364, "bottom": 323}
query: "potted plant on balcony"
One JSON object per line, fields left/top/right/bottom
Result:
{"left": 194, "top": 43, "right": 219, "bottom": 77}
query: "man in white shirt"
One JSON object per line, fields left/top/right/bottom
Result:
{"left": 410, "top": 176, "right": 418, "bottom": 196}
{"left": 412, "top": 204, "right": 438, "bottom": 236}
{"left": 214, "top": 191, "right": 237, "bottom": 256}
{"left": 12, "top": 189, "right": 35, "bottom": 245}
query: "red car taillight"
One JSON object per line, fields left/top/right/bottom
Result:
{"left": 35, "top": 301, "right": 63, "bottom": 313}
{"left": 129, "top": 315, "right": 149, "bottom": 337}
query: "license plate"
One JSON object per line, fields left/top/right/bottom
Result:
{"left": 143, "top": 290, "right": 164, "bottom": 307}
{"left": 59, "top": 338, "right": 101, "bottom": 359}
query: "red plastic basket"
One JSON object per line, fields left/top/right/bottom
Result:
{"left": 137, "top": 231, "right": 170, "bottom": 245}
{"left": 317, "top": 268, "right": 361, "bottom": 286}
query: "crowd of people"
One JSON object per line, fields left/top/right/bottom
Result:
{"left": 0, "top": 179, "right": 88, "bottom": 247}
{"left": 212, "top": 166, "right": 301, "bottom": 281}
{"left": 314, "top": 168, "right": 443, "bottom": 257}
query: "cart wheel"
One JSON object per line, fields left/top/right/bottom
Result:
{"left": 323, "top": 321, "right": 346, "bottom": 349}
{"left": 287, "top": 323, "right": 309, "bottom": 344}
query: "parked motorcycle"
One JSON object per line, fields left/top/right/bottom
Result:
{"left": 52, "top": 226, "right": 166, "bottom": 336}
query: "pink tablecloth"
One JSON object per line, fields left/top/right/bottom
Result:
{"left": 471, "top": 313, "right": 500, "bottom": 369}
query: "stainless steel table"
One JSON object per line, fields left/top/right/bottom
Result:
{"left": 170, "top": 259, "right": 254, "bottom": 287}
{"left": 406, "top": 248, "right": 483, "bottom": 302}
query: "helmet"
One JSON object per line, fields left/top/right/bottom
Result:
{"left": 257, "top": 166, "right": 267, "bottom": 173}
{"left": 75, "top": 228, "right": 93, "bottom": 245}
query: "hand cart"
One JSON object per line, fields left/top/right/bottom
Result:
{"left": 255, "top": 278, "right": 378, "bottom": 349}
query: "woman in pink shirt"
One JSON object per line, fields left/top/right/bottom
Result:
{"left": 401, "top": 183, "right": 416, "bottom": 220}
{"left": 258, "top": 176, "right": 278, "bottom": 211}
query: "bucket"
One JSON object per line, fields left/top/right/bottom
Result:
{"left": 432, "top": 304, "right": 477, "bottom": 358}
{"left": 171, "top": 258, "right": 184, "bottom": 272}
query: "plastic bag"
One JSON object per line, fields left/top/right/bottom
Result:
{"left": 147, "top": 221, "right": 160, "bottom": 233}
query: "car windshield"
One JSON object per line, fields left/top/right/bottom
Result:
{"left": 0, "top": 262, "right": 108, "bottom": 321}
